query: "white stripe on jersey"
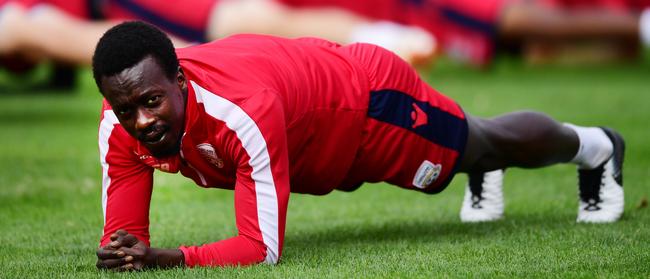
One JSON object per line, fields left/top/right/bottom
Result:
{"left": 190, "top": 81, "right": 280, "bottom": 264}
{"left": 99, "top": 110, "right": 119, "bottom": 224}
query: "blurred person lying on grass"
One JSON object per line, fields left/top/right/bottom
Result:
{"left": 280, "top": 0, "right": 650, "bottom": 66}
{"left": 0, "top": 0, "right": 436, "bottom": 68}
{"left": 93, "top": 21, "right": 625, "bottom": 271}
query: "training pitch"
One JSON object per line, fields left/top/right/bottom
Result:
{"left": 1, "top": 59, "right": 649, "bottom": 278}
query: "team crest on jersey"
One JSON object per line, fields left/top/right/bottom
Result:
{"left": 197, "top": 143, "right": 224, "bottom": 168}
{"left": 412, "top": 160, "right": 441, "bottom": 189}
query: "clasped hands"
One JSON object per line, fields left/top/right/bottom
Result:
{"left": 96, "top": 229, "right": 150, "bottom": 272}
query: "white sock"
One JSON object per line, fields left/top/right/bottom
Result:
{"left": 640, "top": 8, "right": 650, "bottom": 47}
{"left": 564, "top": 123, "right": 613, "bottom": 169}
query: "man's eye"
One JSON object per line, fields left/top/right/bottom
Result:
{"left": 117, "top": 108, "right": 130, "bottom": 115}
{"left": 147, "top": 96, "right": 160, "bottom": 105}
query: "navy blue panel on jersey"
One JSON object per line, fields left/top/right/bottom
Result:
{"left": 440, "top": 7, "right": 496, "bottom": 37}
{"left": 112, "top": 0, "right": 206, "bottom": 42}
{"left": 401, "top": 0, "right": 425, "bottom": 5}
{"left": 367, "top": 89, "right": 467, "bottom": 153}
{"left": 87, "top": 0, "right": 104, "bottom": 20}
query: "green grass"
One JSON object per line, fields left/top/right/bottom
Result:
{"left": 1, "top": 60, "right": 649, "bottom": 278}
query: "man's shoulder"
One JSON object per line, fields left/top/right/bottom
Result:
{"left": 175, "top": 33, "right": 330, "bottom": 62}
{"left": 99, "top": 99, "right": 118, "bottom": 128}
{"left": 186, "top": 79, "right": 275, "bottom": 112}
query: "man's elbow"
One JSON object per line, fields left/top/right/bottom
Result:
{"left": 243, "top": 235, "right": 280, "bottom": 265}
{"left": 263, "top": 248, "right": 280, "bottom": 265}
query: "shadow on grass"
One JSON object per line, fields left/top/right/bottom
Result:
{"left": 283, "top": 211, "right": 583, "bottom": 255}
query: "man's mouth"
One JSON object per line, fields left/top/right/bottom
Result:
{"left": 146, "top": 132, "right": 166, "bottom": 144}
{"left": 139, "top": 126, "right": 168, "bottom": 144}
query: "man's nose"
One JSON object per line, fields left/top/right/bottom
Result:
{"left": 135, "top": 108, "right": 155, "bottom": 131}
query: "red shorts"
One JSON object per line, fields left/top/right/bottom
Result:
{"left": 102, "top": 0, "right": 219, "bottom": 42}
{"left": 402, "top": 0, "right": 508, "bottom": 66}
{"left": 278, "top": 0, "right": 505, "bottom": 66}
{"left": 277, "top": 0, "right": 400, "bottom": 21}
{"left": 2, "top": 0, "right": 219, "bottom": 42}
{"left": 337, "top": 43, "right": 468, "bottom": 194}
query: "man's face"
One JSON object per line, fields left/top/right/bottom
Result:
{"left": 100, "top": 56, "right": 187, "bottom": 157}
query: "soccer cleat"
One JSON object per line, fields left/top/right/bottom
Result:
{"left": 576, "top": 128, "right": 625, "bottom": 223}
{"left": 460, "top": 169, "right": 505, "bottom": 222}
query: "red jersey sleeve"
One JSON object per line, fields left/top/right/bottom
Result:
{"left": 179, "top": 84, "right": 290, "bottom": 266}
{"left": 98, "top": 103, "right": 154, "bottom": 247}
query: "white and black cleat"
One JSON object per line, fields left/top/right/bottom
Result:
{"left": 577, "top": 127, "right": 625, "bottom": 223}
{"left": 460, "top": 169, "right": 505, "bottom": 222}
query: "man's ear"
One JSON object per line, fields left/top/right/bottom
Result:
{"left": 177, "top": 67, "right": 187, "bottom": 92}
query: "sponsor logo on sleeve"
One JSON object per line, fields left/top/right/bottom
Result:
{"left": 413, "top": 160, "right": 442, "bottom": 189}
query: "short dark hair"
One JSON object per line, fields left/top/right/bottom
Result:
{"left": 92, "top": 21, "right": 179, "bottom": 90}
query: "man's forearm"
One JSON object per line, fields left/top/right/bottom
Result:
{"left": 145, "top": 248, "right": 185, "bottom": 269}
